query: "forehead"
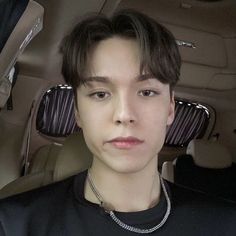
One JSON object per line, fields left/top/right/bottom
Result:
{"left": 82, "top": 37, "right": 168, "bottom": 88}
{"left": 85, "top": 37, "right": 141, "bottom": 78}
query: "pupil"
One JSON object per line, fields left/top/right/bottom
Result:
{"left": 98, "top": 92, "right": 105, "bottom": 98}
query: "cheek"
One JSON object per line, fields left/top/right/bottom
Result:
{"left": 144, "top": 103, "right": 172, "bottom": 126}
{"left": 77, "top": 106, "right": 106, "bottom": 139}
{"left": 143, "top": 114, "right": 167, "bottom": 141}
{"left": 76, "top": 98, "right": 96, "bottom": 128}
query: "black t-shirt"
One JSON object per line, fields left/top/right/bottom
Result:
{"left": 0, "top": 170, "right": 236, "bottom": 236}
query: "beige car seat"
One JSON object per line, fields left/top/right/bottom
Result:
{"left": 0, "top": 132, "right": 93, "bottom": 199}
{"left": 186, "top": 139, "right": 232, "bottom": 169}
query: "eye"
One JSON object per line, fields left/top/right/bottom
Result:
{"left": 138, "top": 90, "right": 158, "bottom": 97}
{"left": 89, "top": 91, "right": 110, "bottom": 100}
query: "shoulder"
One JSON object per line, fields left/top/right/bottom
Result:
{"left": 0, "top": 175, "right": 74, "bottom": 204}
{"left": 167, "top": 180, "right": 236, "bottom": 221}
{"left": 0, "top": 175, "right": 75, "bottom": 223}
{"left": 0, "top": 172, "right": 88, "bottom": 235}
{"left": 168, "top": 180, "right": 236, "bottom": 205}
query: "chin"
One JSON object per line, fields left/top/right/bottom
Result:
{"left": 105, "top": 156, "right": 156, "bottom": 175}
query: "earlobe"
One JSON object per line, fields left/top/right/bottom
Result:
{"left": 74, "top": 106, "right": 82, "bottom": 128}
{"left": 167, "top": 93, "right": 175, "bottom": 126}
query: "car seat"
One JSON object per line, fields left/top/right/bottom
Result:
{"left": 162, "top": 139, "right": 236, "bottom": 202}
{"left": 0, "top": 132, "right": 93, "bottom": 199}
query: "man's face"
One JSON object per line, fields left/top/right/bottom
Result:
{"left": 75, "top": 37, "right": 175, "bottom": 174}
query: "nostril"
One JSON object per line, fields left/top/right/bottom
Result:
{"left": 116, "top": 120, "right": 122, "bottom": 124}
{"left": 115, "top": 119, "right": 135, "bottom": 125}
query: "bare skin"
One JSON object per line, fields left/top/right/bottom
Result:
{"left": 75, "top": 37, "right": 175, "bottom": 212}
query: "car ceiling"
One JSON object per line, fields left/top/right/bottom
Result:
{"left": 17, "top": 0, "right": 236, "bottom": 109}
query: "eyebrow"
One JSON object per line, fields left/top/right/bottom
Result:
{"left": 137, "top": 74, "right": 156, "bottom": 81}
{"left": 84, "top": 76, "right": 110, "bottom": 84}
{"left": 83, "top": 74, "right": 156, "bottom": 85}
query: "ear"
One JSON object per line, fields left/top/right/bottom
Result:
{"left": 74, "top": 105, "right": 82, "bottom": 128}
{"left": 167, "top": 92, "right": 175, "bottom": 126}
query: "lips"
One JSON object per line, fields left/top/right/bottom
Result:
{"left": 106, "top": 136, "right": 144, "bottom": 149}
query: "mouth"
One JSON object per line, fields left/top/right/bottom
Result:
{"left": 106, "top": 136, "right": 144, "bottom": 149}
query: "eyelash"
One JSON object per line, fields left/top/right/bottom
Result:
{"left": 88, "top": 89, "right": 159, "bottom": 100}
{"left": 138, "top": 90, "right": 159, "bottom": 97}
{"left": 89, "top": 91, "right": 110, "bottom": 100}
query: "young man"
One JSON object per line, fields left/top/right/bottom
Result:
{"left": 0, "top": 9, "right": 236, "bottom": 236}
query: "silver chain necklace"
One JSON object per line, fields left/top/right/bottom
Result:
{"left": 87, "top": 170, "right": 171, "bottom": 234}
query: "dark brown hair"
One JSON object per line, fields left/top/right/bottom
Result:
{"left": 60, "top": 9, "right": 181, "bottom": 100}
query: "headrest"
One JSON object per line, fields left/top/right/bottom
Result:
{"left": 186, "top": 139, "right": 232, "bottom": 169}
{"left": 0, "top": 0, "right": 44, "bottom": 108}
{"left": 53, "top": 132, "right": 93, "bottom": 182}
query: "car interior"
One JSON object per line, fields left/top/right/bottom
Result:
{"left": 0, "top": 0, "right": 236, "bottom": 202}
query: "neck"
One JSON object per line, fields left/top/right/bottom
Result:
{"left": 84, "top": 158, "right": 161, "bottom": 212}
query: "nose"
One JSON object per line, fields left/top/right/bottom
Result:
{"left": 113, "top": 95, "right": 137, "bottom": 125}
